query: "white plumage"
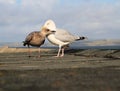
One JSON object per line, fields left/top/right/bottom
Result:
{"left": 43, "top": 20, "right": 86, "bottom": 57}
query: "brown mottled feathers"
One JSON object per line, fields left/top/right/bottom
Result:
{"left": 23, "top": 31, "right": 45, "bottom": 47}
{"left": 23, "top": 28, "right": 54, "bottom": 48}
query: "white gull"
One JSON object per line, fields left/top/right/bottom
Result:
{"left": 43, "top": 20, "right": 86, "bottom": 57}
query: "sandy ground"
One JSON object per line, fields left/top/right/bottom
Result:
{"left": 0, "top": 48, "right": 120, "bottom": 91}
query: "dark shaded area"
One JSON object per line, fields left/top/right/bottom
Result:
{"left": 65, "top": 49, "right": 120, "bottom": 59}
{"left": 0, "top": 68, "right": 120, "bottom": 91}
{"left": 0, "top": 49, "right": 120, "bottom": 91}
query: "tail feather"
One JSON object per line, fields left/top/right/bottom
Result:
{"left": 23, "top": 41, "right": 27, "bottom": 46}
{"left": 75, "top": 36, "right": 86, "bottom": 41}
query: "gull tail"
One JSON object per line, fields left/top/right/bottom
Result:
{"left": 75, "top": 36, "right": 87, "bottom": 41}
{"left": 23, "top": 41, "right": 27, "bottom": 46}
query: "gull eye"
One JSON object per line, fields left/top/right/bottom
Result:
{"left": 46, "top": 29, "right": 50, "bottom": 32}
{"left": 47, "top": 23, "right": 49, "bottom": 25}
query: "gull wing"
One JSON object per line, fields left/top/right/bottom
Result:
{"left": 54, "top": 29, "right": 77, "bottom": 42}
{"left": 25, "top": 31, "right": 36, "bottom": 42}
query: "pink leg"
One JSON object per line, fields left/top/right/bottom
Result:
{"left": 55, "top": 46, "right": 62, "bottom": 57}
{"left": 60, "top": 48, "right": 64, "bottom": 57}
{"left": 28, "top": 46, "right": 31, "bottom": 57}
{"left": 38, "top": 48, "right": 41, "bottom": 58}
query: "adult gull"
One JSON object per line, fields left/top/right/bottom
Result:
{"left": 43, "top": 20, "right": 87, "bottom": 57}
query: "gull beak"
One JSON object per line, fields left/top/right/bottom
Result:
{"left": 51, "top": 30, "right": 56, "bottom": 33}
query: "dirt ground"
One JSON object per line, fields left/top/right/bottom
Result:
{"left": 0, "top": 48, "right": 120, "bottom": 91}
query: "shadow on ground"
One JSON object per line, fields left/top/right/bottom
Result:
{"left": 0, "top": 49, "right": 120, "bottom": 91}
{"left": 0, "top": 67, "right": 120, "bottom": 91}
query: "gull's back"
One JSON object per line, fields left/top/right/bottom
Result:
{"left": 23, "top": 31, "right": 45, "bottom": 47}
{"left": 54, "top": 29, "right": 79, "bottom": 42}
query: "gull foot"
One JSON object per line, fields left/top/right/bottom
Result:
{"left": 53, "top": 56, "right": 60, "bottom": 57}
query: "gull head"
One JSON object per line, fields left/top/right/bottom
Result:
{"left": 41, "top": 27, "right": 56, "bottom": 36}
{"left": 43, "top": 20, "right": 56, "bottom": 31}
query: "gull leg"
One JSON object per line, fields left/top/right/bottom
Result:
{"left": 55, "top": 46, "right": 62, "bottom": 57}
{"left": 60, "top": 45, "right": 69, "bottom": 57}
{"left": 28, "top": 46, "right": 31, "bottom": 58}
{"left": 60, "top": 48, "right": 64, "bottom": 57}
{"left": 38, "top": 48, "right": 41, "bottom": 58}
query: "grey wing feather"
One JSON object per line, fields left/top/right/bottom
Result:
{"left": 23, "top": 32, "right": 34, "bottom": 46}
{"left": 25, "top": 32, "right": 35, "bottom": 42}
{"left": 25, "top": 34, "right": 32, "bottom": 42}
{"left": 54, "top": 29, "right": 77, "bottom": 42}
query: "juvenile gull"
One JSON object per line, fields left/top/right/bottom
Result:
{"left": 43, "top": 20, "right": 86, "bottom": 57}
{"left": 23, "top": 27, "right": 55, "bottom": 57}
